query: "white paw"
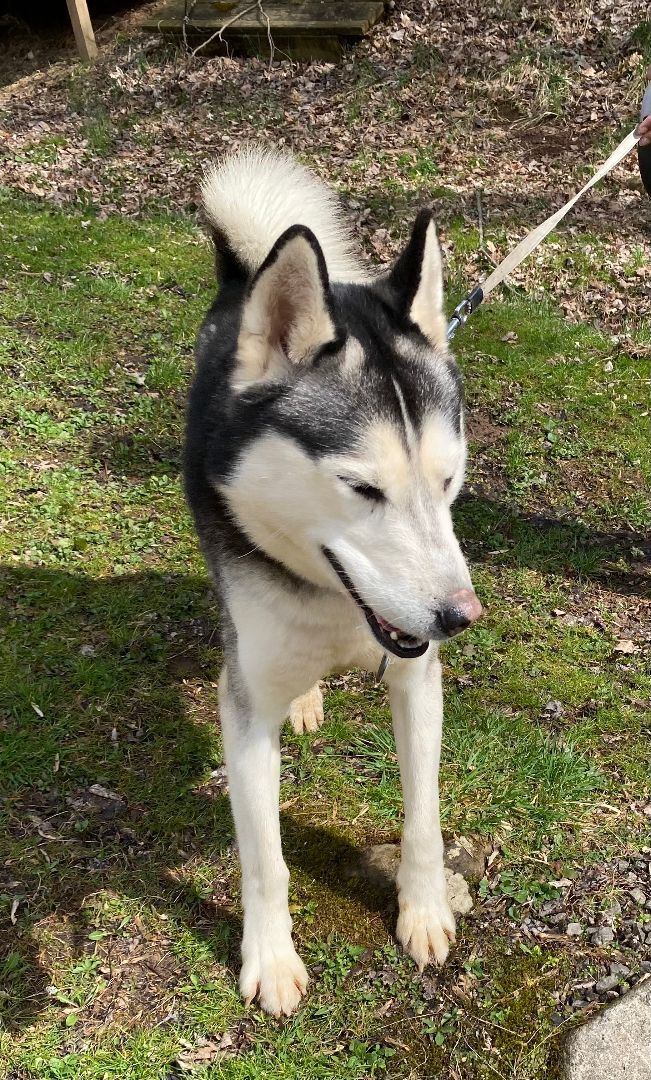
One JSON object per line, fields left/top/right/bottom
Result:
{"left": 396, "top": 893, "right": 456, "bottom": 971}
{"left": 289, "top": 683, "right": 324, "bottom": 735}
{"left": 240, "top": 934, "right": 309, "bottom": 1017}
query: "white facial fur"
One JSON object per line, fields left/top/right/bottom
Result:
{"left": 219, "top": 408, "right": 471, "bottom": 638}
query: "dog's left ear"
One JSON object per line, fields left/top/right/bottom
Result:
{"left": 387, "top": 210, "right": 447, "bottom": 348}
{"left": 234, "top": 225, "right": 339, "bottom": 389}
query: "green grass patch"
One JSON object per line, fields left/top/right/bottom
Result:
{"left": 0, "top": 189, "right": 649, "bottom": 1079}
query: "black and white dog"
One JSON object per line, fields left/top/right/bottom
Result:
{"left": 184, "top": 146, "right": 482, "bottom": 1016}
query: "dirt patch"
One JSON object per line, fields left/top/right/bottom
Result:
{"left": 516, "top": 125, "right": 593, "bottom": 161}
{"left": 465, "top": 409, "right": 507, "bottom": 449}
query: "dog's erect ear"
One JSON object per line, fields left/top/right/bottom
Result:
{"left": 388, "top": 210, "right": 447, "bottom": 348}
{"left": 234, "top": 225, "right": 339, "bottom": 389}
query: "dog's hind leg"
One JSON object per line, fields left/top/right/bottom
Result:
{"left": 289, "top": 682, "right": 324, "bottom": 735}
{"left": 387, "top": 651, "right": 456, "bottom": 971}
{"left": 219, "top": 668, "right": 309, "bottom": 1016}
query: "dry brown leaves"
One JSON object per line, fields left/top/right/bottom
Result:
{"left": 0, "top": 0, "right": 650, "bottom": 333}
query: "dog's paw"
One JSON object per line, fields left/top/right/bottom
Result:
{"left": 396, "top": 895, "right": 456, "bottom": 971}
{"left": 240, "top": 935, "right": 309, "bottom": 1017}
{"left": 289, "top": 683, "right": 324, "bottom": 735}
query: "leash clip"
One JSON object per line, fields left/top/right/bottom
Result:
{"left": 446, "top": 285, "right": 484, "bottom": 341}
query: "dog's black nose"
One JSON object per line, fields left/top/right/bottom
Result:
{"left": 437, "top": 589, "right": 482, "bottom": 637}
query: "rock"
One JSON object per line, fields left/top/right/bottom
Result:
{"left": 567, "top": 923, "right": 583, "bottom": 937}
{"left": 345, "top": 843, "right": 474, "bottom": 914}
{"left": 611, "top": 963, "right": 632, "bottom": 978}
{"left": 442, "top": 834, "right": 490, "bottom": 883}
{"left": 630, "top": 888, "right": 647, "bottom": 906}
{"left": 595, "top": 974, "right": 620, "bottom": 994}
{"left": 544, "top": 700, "right": 564, "bottom": 719}
{"left": 591, "top": 926, "right": 615, "bottom": 945}
{"left": 641, "top": 962, "right": 651, "bottom": 975}
{"left": 563, "top": 979, "right": 651, "bottom": 1080}
{"left": 346, "top": 844, "right": 400, "bottom": 889}
{"left": 540, "top": 900, "right": 563, "bottom": 917}
{"left": 445, "top": 870, "right": 473, "bottom": 915}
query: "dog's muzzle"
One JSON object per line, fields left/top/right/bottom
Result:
{"left": 322, "top": 548, "right": 429, "bottom": 659}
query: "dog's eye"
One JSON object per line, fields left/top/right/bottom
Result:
{"left": 443, "top": 476, "right": 453, "bottom": 492}
{"left": 339, "top": 477, "right": 385, "bottom": 502}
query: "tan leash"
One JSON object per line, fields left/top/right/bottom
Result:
{"left": 446, "top": 127, "right": 642, "bottom": 340}
{"left": 377, "top": 126, "right": 642, "bottom": 683}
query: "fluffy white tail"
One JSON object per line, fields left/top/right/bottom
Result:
{"left": 201, "top": 145, "right": 368, "bottom": 283}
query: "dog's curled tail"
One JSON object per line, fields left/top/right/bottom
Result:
{"left": 201, "top": 144, "right": 368, "bottom": 284}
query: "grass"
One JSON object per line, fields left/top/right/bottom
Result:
{"left": 0, "top": 186, "right": 649, "bottom": 1079}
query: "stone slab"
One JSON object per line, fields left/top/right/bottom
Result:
{"left": 564, "top": 978, "right": 651, "bottom": 1080}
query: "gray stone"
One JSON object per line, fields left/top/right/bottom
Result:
{"left": 442, "top": 834, "right": 490, "bottom": 883}
{"left": 445, "top": 869, "right": 474, "bottom": 915}
{"left": 611, "top": 962, "right": 632, "bottom": 978}
{"left": 596, "top": 974, "right": 620, "bottom": 993}
{"left": 592, "top": 926, "right": 615, "bottom": 945}
{"left": 641, "top": 962, "right": 651, "bottom": 975}
{"left": 630, "top": 888, "right": 647, "bottom": 906}
{"left": 347, "top": 844, "right": 400, "bottom": 888}
{"left": 344, "top": 843, "right": 474, "bottom": 914}
{"left": 602, "top": 901, "right": 621, "bottom": 923}
{"left": 567, "top": 923, "right": 584, "bottom": 937}
{"left": 564, "top": 979, "right": 651, "bottom": 1080}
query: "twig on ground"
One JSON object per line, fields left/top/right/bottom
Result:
{"left": 190, "top": 2, "right": 258, "bottom": 57}
{"left": 257, "top": 0, "right": 275, "bottom": 68}
{"left": 476, "top": 188, "right": 485, "bottom": 250}
{"left": 191, "top": 1, "right": 278, "bottom": 58}
{"left": 182, "top": 0, "right": 198, "bottom": 52}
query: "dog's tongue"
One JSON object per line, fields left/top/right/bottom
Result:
{"left": 376, "top": 614, "right": 399, "bottom": 634}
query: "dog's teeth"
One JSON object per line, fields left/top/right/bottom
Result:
{"left": 390, "top": 630, "right": 398, "bottom": 641}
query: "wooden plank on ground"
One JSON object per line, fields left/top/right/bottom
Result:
{"left": 65, "top": 0, "right": 98, "bottom": 61}
{"left": 144, "top": 1, "right": 385, "bottom": 39}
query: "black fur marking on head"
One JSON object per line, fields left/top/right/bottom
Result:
{"left": 385, "top": 208, "right": 434, "bottom": 327}
{"left": 250, "top": 223, "right": 331, "bottom": 296}
{"left": 184, "top": 258, "right": 465, "bottom": 583}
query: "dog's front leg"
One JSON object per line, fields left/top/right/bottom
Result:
{"left": 219, "top": 670, "right": 308, "bottom": 1016}
{"left": 388, "top": 652, "right": 455, "bottom": 970}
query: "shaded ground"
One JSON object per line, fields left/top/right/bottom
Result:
{"left": 0, "top": 4, "right": 650, "bottom": 1078}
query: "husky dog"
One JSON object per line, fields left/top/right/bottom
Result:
{"left": 184, "top": 146, "right": 482, "bottom": 1017}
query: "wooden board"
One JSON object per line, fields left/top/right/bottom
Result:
{"left": 144, "top": 0, "right": 385, "bottom": 55}
{"left": 65, "top": 0, "right": 98, "bottom": 61}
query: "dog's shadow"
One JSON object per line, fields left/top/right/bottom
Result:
{"left": 0, "top": 565, "right": 400, "bottom": 1034}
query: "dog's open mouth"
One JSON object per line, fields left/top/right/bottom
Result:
{"left": 323, "top": 549, "right": 429, "bottom": 659}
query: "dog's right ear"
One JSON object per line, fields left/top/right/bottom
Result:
{"left": 233, "top": 225, "right": 339, "bottom": 390}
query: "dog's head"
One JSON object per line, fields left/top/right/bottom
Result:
{"left": 216, "top": 212, "right": 481, "bottom": 656}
